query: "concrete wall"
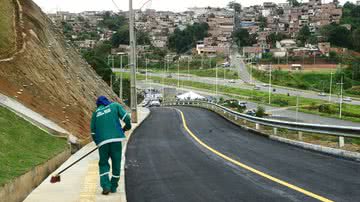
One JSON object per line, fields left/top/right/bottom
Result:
{"left": 0, "top": 148, "right": 71, "bottom": 202}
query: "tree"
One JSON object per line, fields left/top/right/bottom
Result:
{"left": 255, "top": 106, "right": 266, "bottom": 117}
{"left": 320, "top": 24, "right": 351, "bottom": 48}
{"left": 136, "top": 30, "right": 151, "bottom": 45}
{"left": 101, "top": 13, "right": 127, "bottom": 31}
{"left": 111, "top": 25, "right": 129, "bottom": 47}
{"left": 168, "top": 23, "right": 209, "bottom": 53}
{"left": 352, "top": 28, "right": 360, "bottom": 51}
{"left": 258, "top": 16, "right": 267, "bottom": 30}
{"left": 232, "top": 29, "right": 256, "bottom": 48}
{"left": 287, "top": 0, "right": 300, "bottom": 7}
{"left": 227, "top": 1, "right": 241, "bottom": 12}
{"left": 266, "top": 32, "right": 287, "bottom": 48}
{"left": 297, "top": 25, "right": 311, "bottom": 46}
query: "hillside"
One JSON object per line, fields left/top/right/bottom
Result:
{"left": 0, "top": 0, "right": 118, "bottom": 140}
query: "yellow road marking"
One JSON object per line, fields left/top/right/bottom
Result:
{"left": 177, "top": 109, "right": 333, "bottom": 202}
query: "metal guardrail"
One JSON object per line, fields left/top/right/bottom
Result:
{"left": 162, "top": 101, "right": 360, "bottom": 139}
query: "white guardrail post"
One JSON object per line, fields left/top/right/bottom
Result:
{"left": 273, "top": 128, "right": 278, "bottom": 135}
{"left": 339, "top": 136, "right": 345, "bottom": 147}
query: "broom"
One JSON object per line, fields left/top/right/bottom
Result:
{"left": 50, "top": 146, "right": 98, "bottom": 183}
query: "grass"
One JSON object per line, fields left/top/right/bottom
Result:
{"left": 121, "top": 72, "right": 360, "bottom": 123}
{"left": 0, "top": 0, "right": 16, "bottom": 56}
{"left": 0, "top": 106, "right": 68, "bottom": 187}
{"left": 250, "top": 66, "right": 360, "bottom": 97}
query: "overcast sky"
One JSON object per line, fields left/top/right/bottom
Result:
{"left": 33, "top": 0, "right": 356, "bottom": 13}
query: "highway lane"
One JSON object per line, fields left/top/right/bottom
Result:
{"left": 125, "top": 107, "right": 360, "bottom": 202}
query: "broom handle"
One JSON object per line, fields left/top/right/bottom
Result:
{"left": 57, "top": 147, "right": 98, "bottom": 175}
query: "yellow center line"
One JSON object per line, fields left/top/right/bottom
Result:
{"left": 176, "top": 109, "right": 333, "bottom": 202}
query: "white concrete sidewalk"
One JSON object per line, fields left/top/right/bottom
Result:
{"left": 24, "top": 107, "right": 150, "bottom": 202}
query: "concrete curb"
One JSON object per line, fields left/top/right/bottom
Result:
{"left": 0, "top": 149, "right": 71, "bottom": 202}
{"left": 270, "top": 135, "right": 360, "bottom": 162}
{"left": 119, "top": 107, "right": 151, "bottom": 202}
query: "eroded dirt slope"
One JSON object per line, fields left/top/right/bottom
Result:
{"left": 0, "top": 0, "right": 118, "bottom": 140}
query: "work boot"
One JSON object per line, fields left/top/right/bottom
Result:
{"left": 102, "top": 189, "right": 110, "bottom": 195}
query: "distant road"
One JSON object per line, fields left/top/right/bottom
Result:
{"left": 137, "top": 81, "right": 360, "bottom": 127}
{"left": 126, "top": 107, "right": 360, "bottom": 202}
{"left": 128, "top": 61, "right": 360, "bottom": 106}
{"left": 230, "top": 55, "right": 360, "bottom": 105}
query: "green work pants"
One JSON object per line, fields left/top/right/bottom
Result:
{"left": 98, "top": 142, "right": 122, "bottom": 192}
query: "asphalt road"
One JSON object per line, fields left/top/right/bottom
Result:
{"left": 125, "top": 107, "right": 360, "bottom": 202}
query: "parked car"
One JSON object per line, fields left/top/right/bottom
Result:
{"left": 253, "top": 85, "right": 260, "bottom": 90}
{"left": 149, "top": 100, "right": 161, "bottom": 107}
{"left": 318, "top": 92, "right": 326, "bottom": 97}
{"left": 245, "top": 109, "right": 256, "bottom": 116}
{"left": 228, "top": 79, "right": 236, "bottom": 83}
{"left": 238, "top": 101, "right": 247, "bottom": 107}
{"left": 343, "top": 97, "right": 352, "bottom": 102}
{"left": 262, "top": 83, "right": 270, "bottom": 87}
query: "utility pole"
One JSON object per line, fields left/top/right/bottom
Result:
{"left": 145, "top": 57, "right": 148, "bottom": 82}
{"left": 296, "top": 95, "right": 299, "bottom": 122}
{"left": 201, "top": 54, "right": 204, "bottom": 69}
{"left": 337, "top": 76, "right": 344, "bottom": 119}
{"left": 268, "top": 63, "right": 272, "bottom": 105}
{"left": 187, "top": 57, "right": 190, "bottom": 82}
{"left": 329, "top": 72, "right": 333, "bottom": 102}
{"left": 129, "top": 0, "right": 137, "bottom": 123}
{"left": 110, "top": 55, "right": 114, "bottom": 90}
{"left": 177, "top": 60, "right": 180, "bottom": 87}
{"left": 216, "top": 64, "right": 218, "bottom": 97}
{"left": 119, "top": 54, "right": 123, "bottom": 99}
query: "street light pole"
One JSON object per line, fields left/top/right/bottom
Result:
{"left": 177, "top": 60, "right": 180, "bottom": 87}
{"left": 129, "top": 0, "right": 137, "bottom": 123}
{"left": 216, "top": 64, "right": 218, "bottom": 97}
{"left": 296, "top": 95, "right": 299, "bottom": 122}
{"left": 145, "top": 57, "right": 148, "bottom": 82}
{"left": 329, "top": 72, "right": 333, "bottom": 102}
{"left": 120, "top": 54, "right": 123, "bottom": 99}
{"left": 269, "top": 63, "right": 272, "bottom": 105}
{"left": 188, "top": 57, "right": 190, "bottom": 82}
{"left": 337, "top": 76, "right": 344, "bottom": 119}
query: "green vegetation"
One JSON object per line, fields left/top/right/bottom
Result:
{"left": 168, "top": 22, "right": 209, "bottom": 54}
{"left": 250, "top": 64, "right": 360, "bottom": 97}
{"left": 180, "top": 68, "right": 238, "bottom": 79}
{"left": 0, "top": 106, "right": 68, "bottom": 187}
{"left": 317, "top": 2, "right": 360, "bottom": 52}
{"left": 255, "top": 106, "right": 266, "bottom": 117}
{"left": 232, "top": 28, "right": 257, "bottom": 48}
{"left": 0, "top": 0, "right": 15, "bottom": 56}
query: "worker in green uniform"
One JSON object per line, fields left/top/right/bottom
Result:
{"left": 90, "top": 96, "right": 132, "bottom": 195}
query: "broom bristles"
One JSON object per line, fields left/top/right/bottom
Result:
{"left": 50, "top": 175, "right": 61, "bottom": 183}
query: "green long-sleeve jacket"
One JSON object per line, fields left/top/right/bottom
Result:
{"left": 90, "top": 102, "right": 132, "bottom": 147}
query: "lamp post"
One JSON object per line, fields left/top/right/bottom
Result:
{"left": 129, "top": 0, "right": 137, "bottom": 123}
{"left": 337, "top": 76, "right": 344, "bottom": 119}
{"left": 117, "top": 52, "right": 126, "bottom": 100}
{"left": 329, "top": 72, "right": 333, "bottom": 102}
{"left": 215, "top": 64, "right": 218, "bottom": 97}
{"left": 268, "top": 63, "right": 272, "bottom": 105}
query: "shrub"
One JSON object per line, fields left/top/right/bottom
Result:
{"left": 256, "top": 106, "right": 266, "bottom": 117}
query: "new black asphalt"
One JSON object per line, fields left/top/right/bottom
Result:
{"left": 125, "top": 107, "right": 360, "bottom": 202}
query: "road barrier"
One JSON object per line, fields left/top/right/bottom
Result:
{"left": 162, "top": 101, "right": 360, "bottom": 147}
